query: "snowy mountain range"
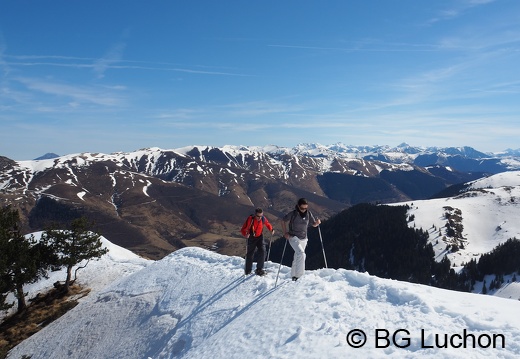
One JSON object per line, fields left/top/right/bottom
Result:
{"left": 2, "top": 143, "right": 518, "bottom": 259}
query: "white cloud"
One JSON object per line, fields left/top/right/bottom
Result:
{"left": 15, "top": 77, "right": 124, "bottom": 107}
{"left": 93, "top": 42, "right": 126, "bottom": 79}
{"left": 428, "top": 0, "right": 499, "bottom": 24}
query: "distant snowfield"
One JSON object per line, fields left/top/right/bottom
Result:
{"left": 7, "top": 246, "right": 520, "bottom": 359}
{"left": 394, "top": 171, "right": 520, "bottom": 299}
{"left": 398, "top": 172, "right": 520, "bottom": 267}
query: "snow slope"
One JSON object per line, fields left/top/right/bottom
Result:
{"left": 391, "top": 171, "right": 520, "bottom": 298}
{"left": 401, "top": 171, "right": 520, "bottom": 267}
{"left": 7, "top": 247, "right": 520, "bottom": 359}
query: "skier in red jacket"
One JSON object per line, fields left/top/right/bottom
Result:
{"left": 241, "top": 208, "right": 275, "bottom": 276}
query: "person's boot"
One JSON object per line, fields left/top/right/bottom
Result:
{"left": 255, "top": 268, "right": 266, "bottom": 276}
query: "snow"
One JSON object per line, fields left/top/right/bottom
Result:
{"left": 467, "top": 172, "right": 520, "bottom": 190}
{"left": 143, "top": 180, "right": 152, "bottom": 197}
{"left": 7, "top": 244, "right": 520, "bottom": 359}
{"left": 398, "top": 172, "right": 520, "bottom": 268}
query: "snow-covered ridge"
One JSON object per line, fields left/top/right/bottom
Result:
{"left": 467, "top": 171, "right": 520, "bottom": 190}
{"left": 8, "top": 245, "right": 520, "bottom": 359}
{"left": 1, "top": 144, "right": 412, "bottom": 193}
{"left": 10, "top": 142, "right": 520, "bottom": 171}
{"left": 5, "top": 142, "right": 519, "bottom": 180}
{"left": 397, "top": 170, "right": 520, "bottom": 267}
{"left": 3, "top": 143, "right": 520, "bottom": 209}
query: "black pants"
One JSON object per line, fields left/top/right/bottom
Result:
{"left": 245, "top": 235, "right": 265, "bottom": 273}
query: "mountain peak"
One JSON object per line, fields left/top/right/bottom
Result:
{"left": 34, "top": 153, "right": 60, "bottom": 160}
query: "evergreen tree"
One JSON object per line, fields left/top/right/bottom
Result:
{"left": 477, "top": 238, "right": 520, "bottom": 276}
{"left": 482, "top": 280, "right": 488, "bottom": 294}
{"left": 304, "top": 203, "right": 441, "bottom": 285}
{"left": 0, "top": 242, "right": 12, "bottom": 312}
{"left": 0, "top": 206, "right": 55, "bottom": 313}
{"left": 42, "top": 217, "right": 108, "bottom": 292}
{"left": 490, "top": 278, "right": 496, "bottom": 291}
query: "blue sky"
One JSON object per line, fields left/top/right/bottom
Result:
{"left": 1, "top": 0, "right": 519, "bottom": 160}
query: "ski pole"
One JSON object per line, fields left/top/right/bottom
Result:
{"left": 267, "top": 232, "right": 274, "bottom": 261}
{"left": 318, "top": 225, "right": 328, "bottom": 269}
{"left": 275, "top": 238, "right": 287, "bottom": 288}
{"left": 244, "top": 237, "right": 248, "bottom": 275}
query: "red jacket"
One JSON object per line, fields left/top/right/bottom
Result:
{"left": 241, "top": 215, "right": 273, "bottom": 238}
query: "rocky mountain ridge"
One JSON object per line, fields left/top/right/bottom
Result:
{"left": 1, "top": 143, "right": 519, "bottom": 259}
